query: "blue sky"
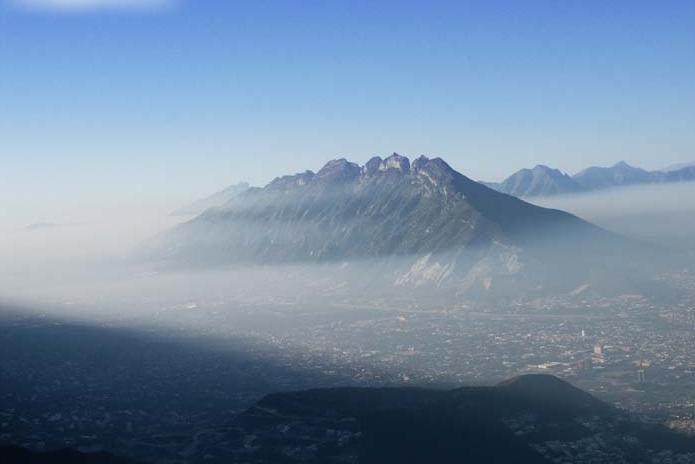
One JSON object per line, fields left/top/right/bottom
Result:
{"left": 1, "top": 0, "right": 694, "bottom": 212}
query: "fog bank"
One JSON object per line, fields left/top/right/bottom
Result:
{"left": 530, "top": 182, "right": 695, "bottom": 243}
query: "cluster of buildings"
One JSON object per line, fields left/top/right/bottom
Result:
{"left": 4, "top": 270, "right": 695, "bottom": 460}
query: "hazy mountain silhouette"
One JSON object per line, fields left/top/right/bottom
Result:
{"left": 660, "top": 161, "right": 695, "bottom": 172}
{"left": 147, "top": 154, "right": 667, "bottom": 298}
{"left": 171, "top": 182, "right": 250, "bottom": 216}
{"left": 495, "top": 165, "right": 584, "bottom": 197}
{"left": 487, "top": 161, "right": 695, "bottom": 198}
{"left": 573, "top": 161, "right": 656, "bottom": 190}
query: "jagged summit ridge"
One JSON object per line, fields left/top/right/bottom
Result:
{"left": 266, "top": 154, "right": 454, "bottom": 190}
{"left": 363, "top": 153, "right": 412, "bottom": 175}
{"left": 146, "top": 153, "right": 648, "bottom": 298}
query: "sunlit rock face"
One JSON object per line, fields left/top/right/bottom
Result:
{"left": 147, "top": 154, "right": 652, "bottom": 298}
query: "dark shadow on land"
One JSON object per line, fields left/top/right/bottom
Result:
{"left": 0, "top": 304, "right": 360, "bottom": 462}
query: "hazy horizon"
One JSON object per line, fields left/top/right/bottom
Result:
{"left": 2, "top": 0, "right": 695, "bottom": 221}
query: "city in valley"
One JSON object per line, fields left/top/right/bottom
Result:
{"left": 3, "top": 268, "right": 695, "bottom": 462}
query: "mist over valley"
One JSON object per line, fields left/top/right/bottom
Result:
{"left": 3, "top": 2, "right": 695, "bottom": 461}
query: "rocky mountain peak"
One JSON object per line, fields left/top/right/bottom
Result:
{"left": 316, "top": 158, "right": 361, "bottom": 183}
{"left": 267, "top": 155, "right": 460, "bottom": 190}
{"left": 411, "top": 155, "right": 431, "bottom": 171}
{"left": 268, "top": 170, "right": 316, "bottom": 190}
{"left": 494, "top": 164, "right": 582, "bottom": 197}
{"left": 381, "top": 153, "right": 411, "bottom": 173}
{"left": 363, "top": 156, "right": 384, "bottom": 176}
{"left": 612, "top": 160, "right": 632, "bottom": 169}
{"left": 532, "top": 165, "right": 561, "bottom": 174}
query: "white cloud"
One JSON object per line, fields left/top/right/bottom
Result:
{"left": 11, "top": 0, "right": 175, "bottom": 12}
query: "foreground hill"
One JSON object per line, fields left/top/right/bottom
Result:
{"left": 219, "top": 374, "right": 695, "bottom": 463}
{"left": 147, "top": 154, "right": 665, "bottom": 298}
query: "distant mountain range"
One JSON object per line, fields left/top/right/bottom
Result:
{"left": 661, "top": 160, "right": 695, "bottom": 172}
{"left": 219, "top": 374, "right": 695, "bottom": 463}
{"left": 487, "top": 160, "right": 695, "bottom": 198}
{"left": 482, "top": 165, "right": 583, "bottom": 197}
{"left": 148, "top": 154, "right": 666, "bottom": 299}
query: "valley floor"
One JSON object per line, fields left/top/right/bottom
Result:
{"left": 3, "top": 270, "right": 695, "bottom": 462}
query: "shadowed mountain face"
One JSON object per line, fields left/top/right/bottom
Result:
{"left": 147, "top": 154, "right": 662, "bottom": 298}
{"left": 223, "top": 374, "right": 695, "bottom": 463}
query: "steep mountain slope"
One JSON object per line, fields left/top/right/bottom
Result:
{"left": 148, "top": 154, "right": 652, "bottom": 297}
{"left": 496, "top": 165, "right": 584, "bottom": 197}
{"left": 171, "top": 182, "right": 250, "bottom": 216}
{"left": 219, "top": 374, "right": 695, "bottom": 463}
{"left": 573, "top": 161, "right": 656, "bottom": 190}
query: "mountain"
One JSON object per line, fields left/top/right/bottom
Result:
{"left": 496, "top": 165, "right": 584, "bottom": 197}
{"left": 660, "top": 165, "right": 695, "bottom": 183}
{"left": 661, "top": 161, "right": 695, "bottom": 172}
{"left": 573, "top": 161, "right": 656, "bottom": 190}
{"left": 573, "top": 161, "right": 695, "bottom": 191}
{"left": 218, "top": 374, "right": 695, "bottom": 463}
{"left": 171, "top": 182, "right": 250, "bottom": 216}
{"left": 487, "top": 161, "right": 695, "bottom": 199}
{"left": 147, "top": 154, "right": 655, "bottom": 298}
